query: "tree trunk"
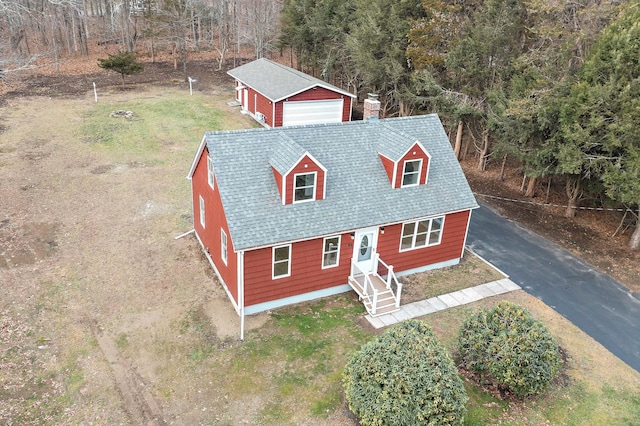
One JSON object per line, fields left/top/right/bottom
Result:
{"left": 525, "top": 176, "right": 536, "bottom": 197}
{"left": 477, "top": 128, "right": 490, "bottom": 171}
{"left": 545, "top": 178, "right": 552, "bottom": 204}
{"left": 498, "top": 153, "right": 507, "bottom": 181}
{"left": 454, "top": 120, "right": 463, "bottom": 160}
{"left": 565, "top": 176, "right": 581, "bottom": 218}
{"left": 630, "top": 206, "right": 640, "bottom": 250}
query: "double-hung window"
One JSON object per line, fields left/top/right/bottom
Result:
{"left": 401, "top": 159, "right": 422, "bottom": 187}
{"left": 207, "top": 155, "right": 215, "bottom": 189}
{"left": 221, "top": 229, "right": 228, "bottom": 265}
{"left": 322, "top": 236, "right": 341, "bottom": 269}
{"left": 199, "top": 195, "right": 206, "bottom": 228}
{"left": 400, "top": 216, "right": 444, "bottom": 251}
{"left": 272, "top": 244, "right": 291, "bottom": 279}
{"left": 293, "top": 172, "right": 316, "bottom": 203}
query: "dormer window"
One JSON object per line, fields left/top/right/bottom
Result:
{"left": 378, "top": 134, "right": 430, "bottom": 189}
{"left": 294, "top": 172, "right": 317, "bottom": 203}
{"left": 401, "top": 159, "right": 422, "bottom": 187}
{"left": 270, "top": 135, "right": 327, "bottom": 205}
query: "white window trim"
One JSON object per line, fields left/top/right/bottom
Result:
{"left": 292, "top": 171, "right": 317, "bottom": 204}
{"left": 400, "top": 159, "right": 423, "bottom": 188}
{"left": 207, "top": 155, "right": 215, "bottom": 190}
{"left": 321, "top": 235, "right": 341, "bottom": 269}
{"left": 199, "top": 195, "right": 206, "bottom": 228}
{"left": 272, "top": 244, "right": 291, "bottom": 279}
{"left": 399, "top": 216, "right": 445, "bottom": 252}
{"left": 221, "top": 229, "right": 228, "bottom": 265}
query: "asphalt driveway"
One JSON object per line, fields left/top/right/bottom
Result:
{"left": 467, "top": 202, "right": 640, "bottom": 373}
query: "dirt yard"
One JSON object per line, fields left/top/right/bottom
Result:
{"left": 0, "top": 71, "right": 271, "bottom": 423}
{"left": 1, "top": 55, "right": 639, "bottom": 425}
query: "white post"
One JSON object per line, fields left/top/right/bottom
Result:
{"left": 387, "top": 265, "right": 393, "bottom": 288}
{"left": 396, "top": 282, "right": 403, "bottom": 308}
{"left": 188, "top": 77, "right": 198, "bottom": 96}
{"left": 372, "top": 288, "right": 378, "bottom": 315}
{"left": 93, "top": 82, "right": 98, "bottom": 102}
{"left": 238, "top": 251, "right": 245, "bottom": 341}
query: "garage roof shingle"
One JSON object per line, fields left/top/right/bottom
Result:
{"left": 227, "top": 58, "right": 355, "bottom": 102}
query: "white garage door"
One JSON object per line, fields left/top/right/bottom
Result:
{"left": 282, "top": 99, "right": 344, "bottom": 126}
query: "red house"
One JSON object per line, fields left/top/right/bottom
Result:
{"left": 227, "top": 58, "right": 356, "bottom": 127}
{"left": 187, "top": 103, "right": 478, "bottom": 337}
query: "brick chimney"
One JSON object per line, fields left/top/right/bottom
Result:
{"left": 363, "top": 93, "right": 381, "bottom": 121}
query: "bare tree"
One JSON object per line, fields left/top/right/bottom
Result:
{"left": 242, "top": 0, "right": 281, "bottom": 59}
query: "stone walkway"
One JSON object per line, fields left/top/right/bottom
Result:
{"left": 365, "top": 278, "right": 522, "bottom": 329}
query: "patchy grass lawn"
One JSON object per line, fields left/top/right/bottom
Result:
{"left": 400, "top": 249, "right": 505, "bottom": 304}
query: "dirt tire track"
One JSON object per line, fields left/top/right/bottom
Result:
{"left": 94, "top": 328, "right": 167, "bottom": 426}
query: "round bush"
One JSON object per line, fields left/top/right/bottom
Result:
{"left": 457, "top": 301, "right": 560, "bottom": 397}
{"left": 343, "top": 320, "right": 467, "bottom": 426}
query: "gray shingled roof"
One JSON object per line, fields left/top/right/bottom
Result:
{"left": 269, "top": 134, "right": 307, "bottom": 175}
{"left": 205, "top": 114, "right": 478, "bottom": 251}
{"left": 376, "top": 123, "right": 421, "bottom": 160}
{"left": 227, "top": 58, "right": 355, "bottom": 102}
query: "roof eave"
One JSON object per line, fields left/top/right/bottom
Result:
{"left": 271, "top": 83, "right": 356, "bottom": 103}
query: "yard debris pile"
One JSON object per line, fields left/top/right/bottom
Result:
{"left": 110, "top": 110, "right": 134, "bottom": 119}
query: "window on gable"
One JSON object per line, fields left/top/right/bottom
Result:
{"left": 221, "top": 229, "right": 228, "bottom": 265}
{"left": 272, "top": 244, "right": 291, "bottom": 278}
{"left": 199, "top": 195, "right": 206, "bottom": 228}
{"left": 322, "top": 236, "right": 341, "bottom": 269}
{"left": 207, "top": 155, "right": 215, "bottom": 189}
{"left": 294, "top": 172, "right": 316, "bottom": 203}
{"left": 401, "top": 159, "right": 422, "bottom": 187}
{"left": 400, "top": 216, "right": 444, "bottom": 251}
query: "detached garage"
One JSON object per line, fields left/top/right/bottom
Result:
{"left": 228, "top": 58, "right": 355, "bottom": 128}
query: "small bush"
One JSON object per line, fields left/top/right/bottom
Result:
{"left": 457, "top": 301, "right": 560, "bottom": 397}
{"left": 343, "top": 320, "right": 467, "bottom": 426}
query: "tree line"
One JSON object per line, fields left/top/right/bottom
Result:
{"left": 279, "top": 0, "right": 639, "bottom": 249}
{"left": 0, "top": 0, "right": 281, "bottom": 79}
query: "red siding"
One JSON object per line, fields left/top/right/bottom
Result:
{"left": 241, "top": 87, "right": 258, "bottom": 114}
{"left": 241, "top": 210, "right": 471, "bottom": 308}
{"left": 379, "top": 154, "right": 395, "bottom": 185}
{"left": 273, "top": 86, "right": 352, "bottom": 127}
{"left": 243, "top": 233, "right": 352, "bottom": 307}
{"left": 284, "top": 155, "right": 326, "bottom": 204}
{"left": 192, "top": 150, "right": 239, "bottom": 303}
{"left": 254, "top": 91, "right": 274, "bottom": 126}
{"left": 377, "top": 210, "right": 471, "bottom": 272}
{"left": 272, "top": 167, "right": 284, "bottom": 202}
{"left": 394, "top": 143, "right": 430, "bottom": 188}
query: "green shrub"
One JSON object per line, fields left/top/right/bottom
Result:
{"left": 457, "top": 301, "right": 560, "bottom": 397}
{"left": 343, "top": 320, "right": 467, "bottom": 426}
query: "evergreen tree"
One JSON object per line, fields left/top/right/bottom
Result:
{"left": 98, "top": 51, "right": 144, "bottom": 88}
{"left": 568, "top": 3, "right": 640, "bottom": 248}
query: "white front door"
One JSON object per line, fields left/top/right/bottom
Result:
{"left": 352, "top": 227, "right": 378, "bottom": 273}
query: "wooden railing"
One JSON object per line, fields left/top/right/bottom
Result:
{"left": 349, "top": 253, "right": 403, "bottom": 314}
{"left": 350, "top": 261, "right": 379, "bottom": 314}
{"left": 374, "top": 254, "right": 403, "bottom": 308}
